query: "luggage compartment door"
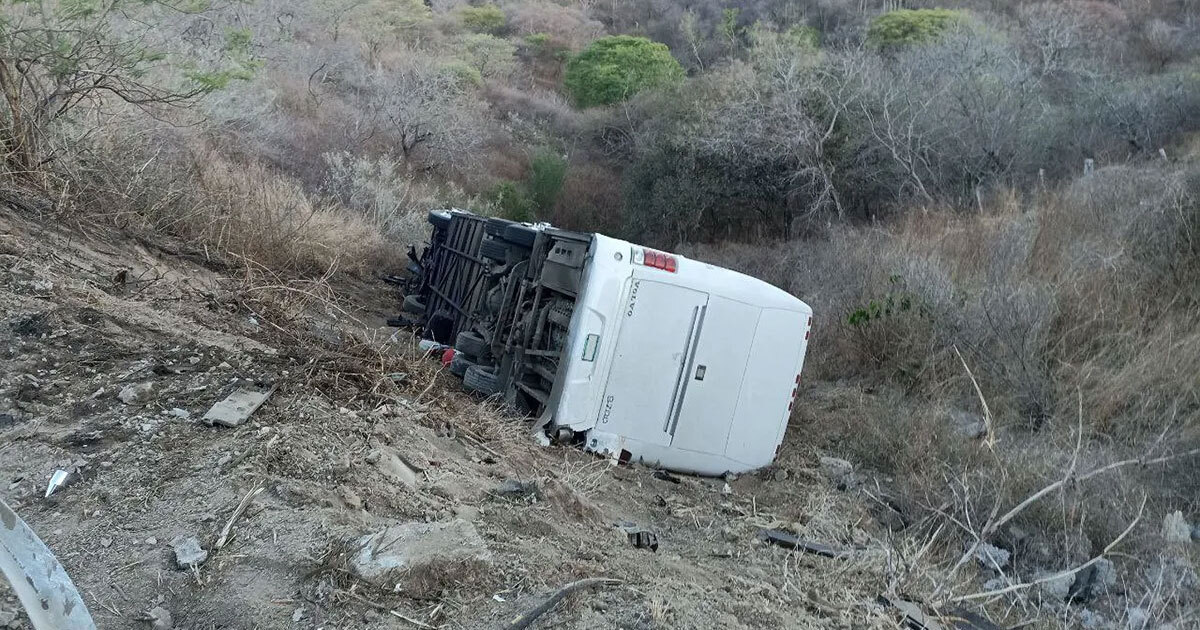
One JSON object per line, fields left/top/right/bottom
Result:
{"left": 668, "top": 297, "right": 761, "bottom": 454}
{"left": 597, "top": 279, "right": 708, "bottom": 447}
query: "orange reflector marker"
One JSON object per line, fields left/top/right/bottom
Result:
{"left": 636, "top": 248, "right": 678, "bottom": 273}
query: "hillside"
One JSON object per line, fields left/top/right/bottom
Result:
{"left": 2, "top": 0, "right": 1200, "bottom": 628}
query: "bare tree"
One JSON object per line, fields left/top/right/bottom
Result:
{"left": 0, "top": 0, "right": 248, "bottom": 179}
{"left": 345, "top": 56, "right": 487, "bottom": 170}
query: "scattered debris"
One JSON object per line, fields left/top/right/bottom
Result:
{"left": 494, "top": 479, "right": 539, "bottom": 500}
{"left": 0, "top": 609, "right": 17, "bottom": 628}
{"left": 880, "top": 595, "right": 1003, "bottom": 630}
{"left": 501, "top": 577, "right": 622, "bottom": 630}
{"left": 11, "top": 313, "right": 51, "bottom": 337}
{"left": 216, "top": 485, "right": 264, "bottom": 549}
{"left": 758, "top": 529, "right": 855, "bottom": 559}
{"left": 0, "top": 413, "right": 18, "bottom": 430}
{"left": 44, "top": 469, "right": 71, "bottom": 498}
{"left": 616, "top": 522, "right": 658, "bottom": 552}
{"left": 1162, "top": 511, "right": 1191, "bottom": 543}
{"left": 170, "top": 536, "right": 208, "bottom": 570}
{"left": 651, "top": 470, "right": 680, "bottom": 484}
{"left": 118, "top": 382, "right": 155, "bottom": 405}
{"left": 202, "top": 385, "right": 276, "bottom": 428}
{"left": 165, "top": 408, "right": 190, "bottom": 420}
{"left": 349, "top": 519, "right": 491, "bottom": 583}
{"left": 972, "top": 542, "right": 1009, "bottom": 571}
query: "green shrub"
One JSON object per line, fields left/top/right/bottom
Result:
{"left": 458, "top": 4, "right": 506, "bottom": 34}
{"left": 564, "top": 35, "right": 684, "bottom": 107}
{"left": 524, "top": 33, "right": 551, "bottom": 48}
{"left": 528, "top": 150, "right": 567, "bottom": 212}
{"left": 866, "top": 9, "right": 965, "bottom": 48}
{"left": 440, "top": 60, "right": 483, "bottom": 87}
{"left": 786, "top": 25, "right": 821, "bottom": 49}
{"left": 491, "top": 180, "right": 536, "bottom": 222}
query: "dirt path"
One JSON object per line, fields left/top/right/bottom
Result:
{"left": 1, "top": 212, "right": 891, "bottom": 630}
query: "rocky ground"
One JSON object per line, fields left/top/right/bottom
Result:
{"left": 1, "top": 209, "right": 1196, "bottom": 630}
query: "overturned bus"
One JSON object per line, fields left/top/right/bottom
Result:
{"left": 399, "top": 210, "right": 812, "bottom": 476}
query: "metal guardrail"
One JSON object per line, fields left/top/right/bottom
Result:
{"left": 0, "top": 499, "right": 96, "bottom": 629}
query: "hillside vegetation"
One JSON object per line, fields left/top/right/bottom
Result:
{"left": 2, "top": 0, "right": 1199, "bottom": 628}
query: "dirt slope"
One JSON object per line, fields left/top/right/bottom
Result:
{"left": 1, "top": 211, "right": 895, "bottom": 630}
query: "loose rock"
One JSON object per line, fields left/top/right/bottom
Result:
{"left": 819, "top": 456, "right": 855, "bottom": 489}
{"left": 1162, "top": 511, "right": 1191, "bottom": 543}
{"left": 819, "top": 456, "right": 852, "bottom": 479}
{"left": 1126, "top": 606, "right": 1150, "bottom": 630}
{"left": 1034, "top": 570, "right": 1074, "bottom": 602}
{"left": 1078, "top": 609, "right": 1106, "bottom": 630}
{"left": 494, "top": 479, "right": 539, "bottom": 499}
{"left": 948, "top": 408, "right": 987, "bottom": 439}
{"left": 0, "top": 610, "right": 17, "bottom": 628}
{"left": 349, "top": 519, "right": 491, "bottom": 583}
{"left": 147, "top": 606, "right": 173, "bottom": 630}
{"left": 973, "top": 542, "right": 1010, "bottom": 571}
{"left": 338, "top": 485, "right": 363, "bottom": 510}
{"left": 373, "top": 449, "right": 418, "bottom": 489}
{"left": 452, "top": 505, "right": 480, "bottom": 521}
{"left": 118, "top": 382, "right": 155, "bottom": 405}
{"left": 171, "top": 535, "right": 208, "bottom": 570}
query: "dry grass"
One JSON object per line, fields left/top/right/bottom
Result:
{"left": 691, "top": 163, "right": 1200, "bottom": 614}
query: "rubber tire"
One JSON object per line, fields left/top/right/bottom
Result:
{"left": 485, "top": 217, "right": 514, "bottom": 237}
{"left": 502, "top": 223, "right": 538, "bottom": 247}
{"left": 449, "top": 352, "right": 474, "bottom": 377}
{"left": 455, "top": 331, "right": 488, "bottom": 358}
{"left": 428, "top": 210, "right": 451, "bottom": 230}
{"left": 463, "top": 365, "right": 501, "bottom": 396}
{"left": 402, "top": 295, "right": 426, "bottom": 314}
{"left": 479, "top": 238, "right": 508, "bottom": 263}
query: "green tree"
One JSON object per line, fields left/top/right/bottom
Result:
{"left": 866, "top": 9, "right": 966, "bottom": 49}
{"left": 528, "top": 150, "right": 567, "bottom": 212}
{"left": 564, "top": 36, "right": 684, "bottom": 107}
{"left": 491, "top": 180, "right": 536, "bottom": 222}
{"left": 458, "top": 4, "right": 506, "bottom": 34}
{"left": 460, "top": 34, "right": 516, "bottom": 80}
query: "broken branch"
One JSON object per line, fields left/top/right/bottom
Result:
{"left": 948, "top": 495, "right": 1147, "bottom": 604}
{"left": 502, "top": 578, "right": 621, "bottom": 630}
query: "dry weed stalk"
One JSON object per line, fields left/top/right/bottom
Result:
{"left": 930, "top": 403, "right": 1200, "bottom": 606}
{"left": 949, "top": 494, "right": 1147, "bottom": 604}
{"left": 953, "top": 345, "right": 996, "bottom": 450}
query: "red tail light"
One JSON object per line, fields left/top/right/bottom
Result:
{"left": 633, "top": 248, "right": 678, "bottom": 273}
